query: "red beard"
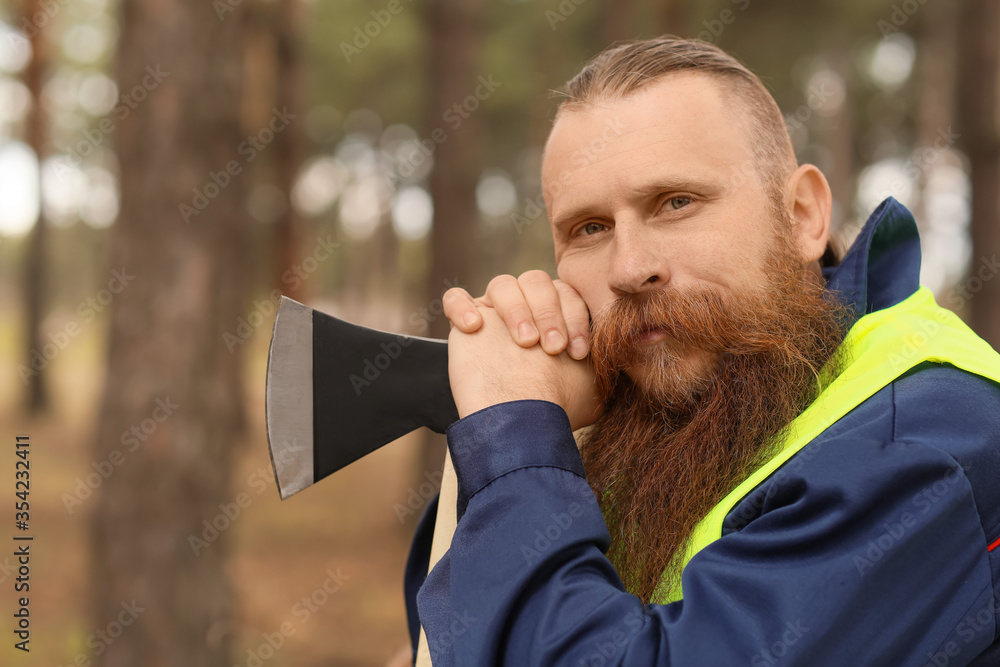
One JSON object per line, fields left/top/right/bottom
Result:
{"left": 581, "top": 229, "right": 851, "bottom": 603}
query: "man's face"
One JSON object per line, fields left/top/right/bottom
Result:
{"left": 542, "top": 72, "right": 793, "bottom": 388}
{"left": 542, "top": 74, "right": 849, "bottom": 602}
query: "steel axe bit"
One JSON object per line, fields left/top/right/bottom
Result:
{"left": 265, "top": 296, "right": 458, "bottom": 500}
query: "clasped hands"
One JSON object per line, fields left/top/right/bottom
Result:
{"left": 443, "top": 270, "right": 603, "bottom": 431}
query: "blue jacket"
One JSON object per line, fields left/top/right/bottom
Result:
{"left": 403, "top": 198, "right": 1000, "bottom": 666}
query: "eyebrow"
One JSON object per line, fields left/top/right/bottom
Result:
{"left": 550, "top": 176, "right": 720, "bottom": 232}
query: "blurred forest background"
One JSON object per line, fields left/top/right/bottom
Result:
{"left": 0, "top": 0, "right": 998, "bottom": 665}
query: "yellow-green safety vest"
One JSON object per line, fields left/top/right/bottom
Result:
{"left": 653, "top": 286, "right": 1000, "bottom": 604}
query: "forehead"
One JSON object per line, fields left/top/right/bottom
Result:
{"left": 541, "top": 72, "right": 756, "bottom": 206}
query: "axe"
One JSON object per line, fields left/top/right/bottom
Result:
{"left": 265, "top": 296, "right": 459, "bottom": 500}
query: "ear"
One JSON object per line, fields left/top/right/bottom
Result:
{"left": 784, "top": 164, "right": 832, "bottom": 266}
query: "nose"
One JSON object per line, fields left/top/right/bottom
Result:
{"left": 607, "top": 220, "right": 670, "bottom": 296}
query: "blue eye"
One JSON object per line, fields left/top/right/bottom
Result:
{"left": 664, "top": 196, "right": 692, "bottom": 211}
{"left": 581, "top": 222, "right": 606, "bottom": 235}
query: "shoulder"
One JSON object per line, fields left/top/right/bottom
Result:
{"left": 725, "top": 362, "right": 1000, "bottom": 538}
{"left": 889, "top": 362, "right": 1000, "bottom": 540}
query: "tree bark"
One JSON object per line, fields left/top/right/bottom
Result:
{"left": 88, "top": 0, "right": 250, "bottom": 664}
{"left": 417, "top": 0, "right": 487, "bottom": 485}
{"left": 21, "top": 0, "right": 49, "bottom": 414}
{"left": 956, "top": 0, "right": 1000, "bottom": 347}
{"left": 659, "top": 0, "right": 687, "bottom": 35}
{"left": 270, "top": 0, "right": 306, "bottom": 302}
{"left": 599, "top": 0, "right": 634, "bottom": 47}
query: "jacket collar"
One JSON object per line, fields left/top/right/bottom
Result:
{"left": 822, "top": 197, "right": 922, "bottom": 323}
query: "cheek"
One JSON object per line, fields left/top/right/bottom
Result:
{"left": 558, "top": 257, "right": 610, "bottom": 315}
{"left": 677, "top": 224, "right": 763, "bottom": 286}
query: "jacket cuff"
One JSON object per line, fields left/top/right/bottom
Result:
{"left": 445, "top": 399, "right": 587, "bottom": 518}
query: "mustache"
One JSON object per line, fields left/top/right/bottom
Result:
{"left": 591, "top": 286, "right": 799, "bottom": 356}
{"left": 587, "top": 275, "right": 838, "bottom": 407}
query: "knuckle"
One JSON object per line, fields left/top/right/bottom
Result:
{"left": 517, "top": 269, "right": 554, "bottom": 287}
{"left": 553, "top": 278, "right": 577, "bottom": 294}
{"left": 506, "top": 303, "right": 533, "bottom": 324}
{"left": 442, "top": 286, "right": 469, "bottom": 303}
{"left": 441, "top": 288, "right": 470, "bottom": 313}
{"left": 487, "top": 274, "right": 516, "bottom": 293}
{"left": 554, "top": 280, "right": 584, "bottom": 302}
{"left": 532, "top": 304, "right": 565, "bottom": 324}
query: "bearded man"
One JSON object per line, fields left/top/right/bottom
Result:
{"left": 400, "top": 36, "right": 1000, "bottom": 666}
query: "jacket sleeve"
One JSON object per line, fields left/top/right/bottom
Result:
{"left": 414, "top": 398, "right": 999, "bottom": 667}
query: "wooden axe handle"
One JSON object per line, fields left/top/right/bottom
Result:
{"left": 415, "top": 449, "right": 458, "bottom": 666}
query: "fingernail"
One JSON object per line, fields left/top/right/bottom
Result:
{"left": 519, "top": 322, "right": 536, "bottom": 341}
{"left": 545, "top": 329, "right": 564, "bottom": 350}
{"left": 570, "top": 336, "right": 587, "bottom": 358}
{"left": 463, "top": 312, "right": 478, "bottom": 328}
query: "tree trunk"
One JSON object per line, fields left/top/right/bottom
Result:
{"left": 270, "top": 0, "right": 306, "bottom": 302}
{"left": 21, "top": 0, "right": 48, "bottom": 414}
{"left": 599, "top": 0, "right": 634, "bottom": 47}
{"left": 88, "top": 0, "right": 249, "bottom": 664}
{"left": 956, "top": 0, "right": 1000, "bottom": 348}
{"left": 659, "top": 0, "right": 687, "bottom": 35}
{"left": 416, "top": 0, "right": 487, "bottom": 485}
{"left": 823, "top": 44, "right": 855, "bottom": 232}
{"left": 913, "top": 0, "right": 957, "bottom": 278}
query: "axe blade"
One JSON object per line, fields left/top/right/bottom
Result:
{"left": 265, "top": 296, "right": 458, "bottom": 500}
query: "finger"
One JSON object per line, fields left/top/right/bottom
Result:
{"left": 485, "top": 274, "right": 539, "bottom": 346}
{"left": 442, "top": 287, "right": 482, "bottom": 332}
{"left": 554, "top": 280, "right": 591, "bottom": 359}
{"left": 518, "top": 270, "right": 568, "bottom": 354}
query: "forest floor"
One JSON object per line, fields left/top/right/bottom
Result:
{"left": 0, "top": 298, "right": 427, "bottom": 667}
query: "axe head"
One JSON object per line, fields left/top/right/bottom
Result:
{"left": 265, "top": 296, "right": 458, "bottom": 500}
